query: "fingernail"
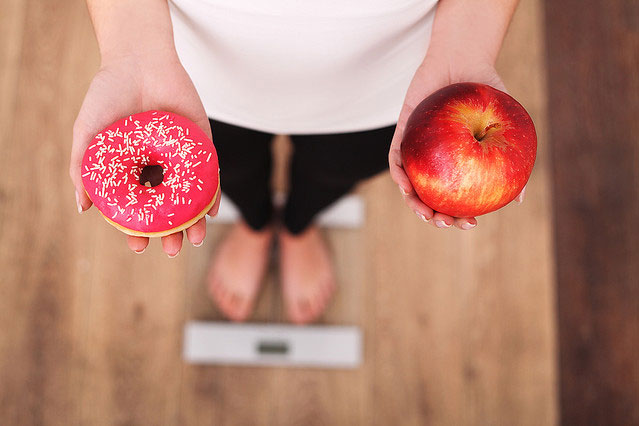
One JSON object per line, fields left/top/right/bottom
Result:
{"left": 168, "top": 252, "right": 179, "bottom": 259}
{"left": 193, "top": 240, "right": 203, "bottom": 247}
{"left": 435, "top": 220, "right": 451, "bottom": 228}
{"left": 517, "top": 187, "right": 526, "bottom": 203}
{"left": 134, "top": 248, "right": 145, "bottom": 254}
{"left": 399, "top": 186, "right": 409, "bottom": 196}
{"left": 461, "top": 222, "right": 476, "bottom": 230}
{"left": 75, "top": 191, "right": 83, "bottom": 214}
{"left": 415, "top": 211, "right": 429, "bottom": 222}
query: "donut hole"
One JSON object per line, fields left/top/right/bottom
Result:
{"left": 139, "top": 165, "right": 164, "bottom": 187}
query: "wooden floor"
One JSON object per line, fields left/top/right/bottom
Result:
{"left": 0, "top": 1, "right": 557, "bottom": 425}
{"left": 545, "top": 0, "right": 639, "bottom": 424}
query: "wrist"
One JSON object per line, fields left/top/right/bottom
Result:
{"left": 425, "top": 37, "right": 496, "bottom": 74}
{"left": 419, "top": 48, "right": 495, "bottom": 84}
{"left": 100, "top": 42, "right": 178, "bottom": 69}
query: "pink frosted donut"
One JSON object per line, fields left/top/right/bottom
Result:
{"left": 81, "top": 110, "right": 220, "bottom": 237}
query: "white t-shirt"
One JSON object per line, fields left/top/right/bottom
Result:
{"left": 169, "top": 0, "right": 437, "bottom": 134}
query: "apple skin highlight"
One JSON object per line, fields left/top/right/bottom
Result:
{"left": 400, "top": 82, "right": 537, "bottom": 218}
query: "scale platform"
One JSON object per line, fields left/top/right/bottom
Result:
{"left": 207, "top": 192, "right": 364, "bottom": 229}
{"left": 184, "top": 322, "right": 362, "bottom": 369}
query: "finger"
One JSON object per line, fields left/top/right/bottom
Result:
{"left": 402, "top": 193, "right": 434, "bottom": 222}
{"left": 186, "top": 217, "right": 207, "bottom": 247}
{"left": 206, "top": 188, "right": 222, "bottom": 218}
{"left": 388, "top": 146, "right": 415, "bottom": 195}
{"left": 195, "top": 114, "right": 213, "bottom": 141}
{"left": 127, "top": 235, "right": 149, "bottom": 254}
{"left": 453, "top": 216, "right": 477, "bottom": 230}
{"left": 432, "top": 212, "right": 454, "bottom": 229}
{"left": 515, "top": 185, "right": 527, "bottom": 204}
{"left": 162, "top": 231, "right": 183, "bottom": 258}
{"left": 183, "top": 86, "right": 212, "bottom": 141}
{"left": 70, "top": 121, "right": 95, "bottom": 213}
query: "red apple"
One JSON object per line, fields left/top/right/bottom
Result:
{"left": 400, "top": 82, "right": 537, "bottom": 218}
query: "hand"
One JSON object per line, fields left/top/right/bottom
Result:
{"left": 70, "top": 52, "right": 220, "bottom": 256}
{"left": 388, "top": 56, "right": 525, "bottom": 230}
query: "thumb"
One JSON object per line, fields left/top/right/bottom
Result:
{"left": 194, "top": 114, "right": 213, "bottom": 141}
{"left": 70, "top": 120, "right": 94, "bottom": 213}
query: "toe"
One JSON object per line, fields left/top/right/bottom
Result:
{"left": 302, "top": 296, "right": 323, "bottom": 324}
{"left": 308, "top": 298, "right": 324, "bottom": 322}
{"left": 229, "top": 293, "right": 251, "bottom": 322}
{"left": 287, "top": 297, "right": 311, "bottom": 325}
{"left": 209, "top": 276, "right": 223, "bottom": 303}
{"left": 213, "top": 282, "right": 229, "bottom": 309}
{"left": 322, "top": 279, "right": 335, "bottom": 302}
{"left": 217, "top": 287, "right": 234, "bottom": 317}
{"left": 218, "top": 288, "right": 251, "bottom": 322}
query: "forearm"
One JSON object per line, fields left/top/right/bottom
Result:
{"left": 86, "top": 0, "right": 176, "bottom": 63}
{"left": 427, "top": 0, "right": 518, "bottom": 67}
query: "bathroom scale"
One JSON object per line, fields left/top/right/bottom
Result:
{"left": 186, "top": 193, "right": 364, "bottom": 368}
{"left": 184, "top": 321, "right": 362, "bottom": 368}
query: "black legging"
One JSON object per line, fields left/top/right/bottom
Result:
{"left": 210, "top": 118, "right": 395, "bottom": 234}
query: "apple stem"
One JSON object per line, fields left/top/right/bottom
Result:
{"left": 475, "top": 123, "right": 500, "bottom": 141}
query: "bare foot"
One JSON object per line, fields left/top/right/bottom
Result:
{"left": 207, "top": 221, "right": 273, "bottom": 321}
{"left": 279, "top": 226, "right": 336, "bottom": 324}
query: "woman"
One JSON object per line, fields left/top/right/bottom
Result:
{"left": 70, "top": 0, "right": 523, "bottom": 324}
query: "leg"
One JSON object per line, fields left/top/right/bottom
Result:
{"left": 279, "top": 125, "right": 395, "bottom": 324}
{"left": 210, "top": 118, "right": 274, "bottom": 230}
{"left": 284, "top": 125, "right": 396, "bottom": 233}
{"left": 207, "top": 119, "right": 276, "bottom": 321}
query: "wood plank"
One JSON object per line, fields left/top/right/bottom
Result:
{"left": 78, "top": 226, "right": 186, "bottom": 425}
{"left": 0, "top": 0, "right": 26, "bottom": 147}
{"left": 544, "top": 0, "right": 639, "bottom": 424}
{"left": 0, "top": 1, "right": 89, "bottom": 424}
